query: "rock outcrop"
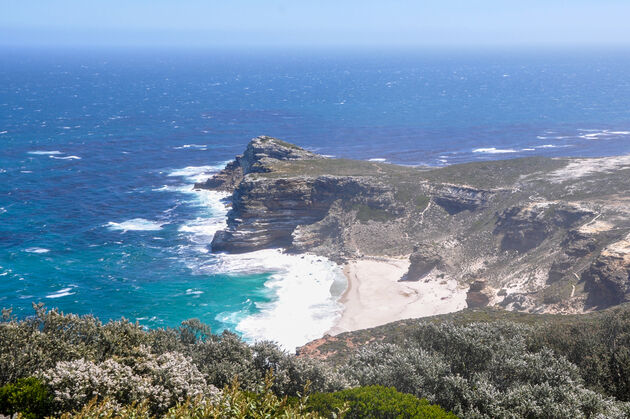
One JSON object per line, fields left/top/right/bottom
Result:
{"left": 404, "top": 247, "right": 444, "bottom": 281}
{"left": 584, "top": 237, "right": 630, "bottom": 307}
{"left": 466, "top": 279, "right": 494, "bottom": 308}
{"left": 194, "top": 135, "right": 324, "bottom": 191}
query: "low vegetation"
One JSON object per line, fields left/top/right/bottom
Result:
{"left": 2, "top": 304, "right": 630, "bottom": 417}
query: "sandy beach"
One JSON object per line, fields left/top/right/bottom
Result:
{"left": 328, "top": 257, "right": 467, "bottom": 335}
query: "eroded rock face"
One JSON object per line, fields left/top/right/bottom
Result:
{"left": 562, "top": 230, "right": 599, "bottom": 257}
{"left": 584, "top": 238, "right": 630, "bottom": 308}
{"left": 211, "top": 175, "right": 397, "bottom": 253}
{"left": 195, "top": 157, "right": 244, "bottom": 192}
{"left": 466, "top": 279, "right": 493, "bottom": 308}
{"left": 494, "top": 203, "right": 593, "bottom": 253}
{"left": 432, "top": 185, "right": 492, "bottom": 215}
{"left": 404, "top": 248, "right": 443, "bottom": 281}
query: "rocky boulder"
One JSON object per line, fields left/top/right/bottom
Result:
{"left": 404, "top": 247, "right": 444, "bottom": 281}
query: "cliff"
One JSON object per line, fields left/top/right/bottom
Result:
{"left": 197, "top": 136, "right": 630, "bottom": 315}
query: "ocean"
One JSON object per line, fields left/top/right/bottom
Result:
{"left": 1, "top": 48, "right": 630, "bottom": 349}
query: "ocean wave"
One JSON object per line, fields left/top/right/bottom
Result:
{"left": 177, "top": 190, "right": 230, "bottom": 255}
{"left": 167, "top": 163, "right": 228, "bottom": 184}
{"left": 537, "top": 129, "right": 630, "bottom": 142}
{"left": 28, "top": 150, "right": 62, "bottom": 155}
{"left": 46, "top": 287, "right": 75, "bottom": 299}
{"left": 106, "top": 218, "right": 165, "bottom": 232}
{"left": 24, "top": 247, "right": 50, "bottom": 254}
{"left": 50, "top": 155, "right": 81, "bottom": 160}
{"left": 368, "top": 158, "right": 387, "bottom": 162}
{"left": 472, "top": 147, "right": 517, "bottom": 154}
{"left": 152, "top": 184, "right": 192, "bottom": 193}
{"left": 174, "top": 144, "right": 208, "bottom": 150}
{"left": 215, "top": 249, "right": 347, "bottom": 351}
{"left": 578, "top": 129, "right": 630, "bottom": 140}
{"left": 536, "top": 135, "right": 571, "bottom": 140}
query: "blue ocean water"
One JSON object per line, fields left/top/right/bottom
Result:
{"left": 1, "top": 48, "right": 630, "bottom": 348}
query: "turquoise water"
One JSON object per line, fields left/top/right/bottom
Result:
{"left": 2, "top": 48, "right": 630, "bottom": 347}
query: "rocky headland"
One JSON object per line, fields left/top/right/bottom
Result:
{"left": 196, "top": 136, "right": 630, "bottom": 333}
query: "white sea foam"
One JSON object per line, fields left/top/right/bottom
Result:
{"left": 167, "top": 163, "right": 228, "bottom": 184}
{"left": 50, "top": 155, "right": 81, "bottom": 160}
{"left": 578, "top": 130, "right": 630, "bottom": 139}
{"left": 28, "top": 150, "right": 62, "bottom": 155}
{"left": 536, "top": 144, "right": 558, "bottom": 148}
{"left": 166, "top": 161, "right": 346, "bottom": 350}
{"left": 46, "top": 287, "right": 75, "bottom": 299}
{"left": 368, "top": 158, "right": 387, "bottom": 162}
{"left": 174, "top": 144, "right": 208, "bottom": 150}
{"left": 215, "top": 249, "right": 347, "bottom": 351}
{"left": 472, "top": 147, "right": 517, "bottom": 154}
{"left": 24, "top": 247, "right": 50, "bottom": 254}
{"left": 106, "top": 218, "right": 165, "bottom": 232}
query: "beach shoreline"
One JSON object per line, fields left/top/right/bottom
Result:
{"left": 328, "top": 256, "right": 468, "bottom": 336}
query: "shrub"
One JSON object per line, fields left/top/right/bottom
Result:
{"left": 343, "top": 323, "right": 630, "bottom": 418}
{"left": 307, "top": 385, "right": 457, "bottom": 418}
{"left": 41, "top": 348, "right": 216, "bottom": 415}
{"left": 0, "top": 377, "right": 53, "bottom": 419}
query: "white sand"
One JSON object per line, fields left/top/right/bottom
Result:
{"left": 328, "top": 257, "right": 467, "bottom": 335}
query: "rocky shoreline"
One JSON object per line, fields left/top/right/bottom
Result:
{"left": 197, "top": 135, "right": 630, "bottom": 331}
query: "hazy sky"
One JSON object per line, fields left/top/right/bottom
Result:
{"left": 2, "top": 0, "right": 630, "bottom": 48}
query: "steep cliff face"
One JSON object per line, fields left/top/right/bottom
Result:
{"left": 584, "top": 237, "right": 630, "bottom": 307}
{"left": 211, "top": 175, "right": 399, "bottom": 254}
{"left": 199, "top": 136, "right": 630, "bottom": 314}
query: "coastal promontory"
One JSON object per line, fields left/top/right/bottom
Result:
{"left": 197, "top": 136, "right": 630, "bottom": 327}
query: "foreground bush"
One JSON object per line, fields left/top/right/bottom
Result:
{"left": 41, "top": 348, "right": 215, "bottom": 415}
{"left": 63, "top": 374, "right": 326, "bottom": 419}
{"left": 307, "top": 385, "right": 457, "bottom": 418}
{"left": 4, "top": 305, "right": 630, "bottom": 418}
{"left": 343, "top": 322, "right": 630, "bottom": 418}
{"left": 0, "top": 305, "right": 342, "bottom": 400}
{"left": 0, "top": 377, "right": 53, "bottom": 419}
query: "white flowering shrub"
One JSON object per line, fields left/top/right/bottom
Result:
{"left": 41, "top": 347, "right": 215, "bottom": 414}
